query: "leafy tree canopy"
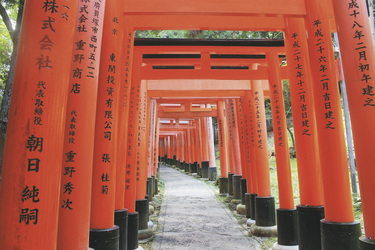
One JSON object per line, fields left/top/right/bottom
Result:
{"left": 135, "top": 30, "right": 283, "bottom": 40}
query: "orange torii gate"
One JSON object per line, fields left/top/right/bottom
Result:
{"left": 0, "top": 0, "right": 374, "bottom": 249}
{"left": 133, "top": 39, "right": 292, "bottom": 242}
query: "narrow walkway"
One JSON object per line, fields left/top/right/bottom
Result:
{"left": 152, "top": 165, "right": 261, "bottom": 250}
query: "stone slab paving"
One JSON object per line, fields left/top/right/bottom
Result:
{"left": 152, "top": 165, "right": 262, "bottom": 250}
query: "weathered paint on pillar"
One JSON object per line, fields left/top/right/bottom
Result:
{"left": 251, "top": 80, "right": 271, "bottom": 197}
{"left": 267, "top": 53, "right": 294, "bottom": 209}
{"left": 284, "top": 17, "right": 324, "bottom": 206}
{"left": 217, "top": 101, "right": 228, "bottom": 177}
{"left": 0, "top": 0, "right": 77, "bottom": 248}
{"left": 304, "top": 0, "right": 354, "bottom": 223}
{"left": 332, "top": 0, "right": 375, "bottom": 239}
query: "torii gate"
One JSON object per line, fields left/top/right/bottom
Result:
{"left": 0, "top": 0, "right": 374, "bottom": 250}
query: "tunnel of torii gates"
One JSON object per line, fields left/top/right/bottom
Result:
{"left": 0, "top": 0, "right": 375, "bottom": 250}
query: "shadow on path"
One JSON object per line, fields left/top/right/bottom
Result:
{"left": 152, "top": 165, "right": 262, "bottom": 250}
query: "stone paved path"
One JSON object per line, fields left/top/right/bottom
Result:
{"left": 152, "top": 165, "right": 261, "bottom": 250}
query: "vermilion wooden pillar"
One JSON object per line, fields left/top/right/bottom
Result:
{"left": 239, "top": 96, "right": 253, "bottom": 192}
{"left": 135, "top": 80, "right": 152, "bottom": 238}
{"left": 114, "top": 10, "right": 132, "bottom": 250}
{"left": 147, "top": 100, "right": 156, "bottom": 178}
{"left": 89, "top": 0, "right": 122, "bottom": 244}
{"left": 206, "top": 105, "right": 217, "bottom": 180}
{"left": 0, "top": 1, "right": 77, "bottom": 248}
{"left": 135, "top": 81, "right": 148, "bottom": 200}
{"left": 284, "top": 17, "right": 325, "bottom": 249}
{"left": 154, "top": 118, "right": 160, "bottom": 172}
{"left": 217, "top": 101, "right": 229, "bottom": 178}
{"left": 304, "top": 1, "right": 361, "bottom": 248}
{"left": 332, "top": 0, "right": 375, "bottom": 247}
{"left": 249, "top": 79, "right": 277, "bottom": 236}
{"left": 57, "top": 1, "right": 106, "bottom": 249}
{"left": 227, "top": 99, "right": 242, "bottom": 175}
{"left": 243, "top": 90, "right": 258, "bottom": 224}
{"left": 195, "top": 118, "right": 202, "bottom": 171}
{"left": 217, "top": 100, "right": 229, "bottom": 194}
{"left": 224, "top": 100, "right": 233, "bottom": 175}
{"left": 235, "top": 99, "right": 248, "bottom": 179}
{"left": 125, "top": 34, "right": 140, "bottom": 250}
{"left": 267, "top": 53, "right": 297, "bottom": 247}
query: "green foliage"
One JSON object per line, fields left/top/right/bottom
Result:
{"left": 135, "top": 30, "right": 283, "bottom": 40}
{"left": 0, "top": 15, "right": 12, "bottom": 103}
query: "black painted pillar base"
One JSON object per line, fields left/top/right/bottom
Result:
{"left": 173, "top": 155, "right": 176, "bottom": 166}
{"left": 250, "top": 193, "right": 257, "bottom": 220}
{"left": 147, "top": 177, "right": 154, "bottom": 200}
{"left": 232, "top": 175, "right": 242, "bottom": 200}
{"left": 127, "top": 212, "right": 139, "bottom": 250}
{"left": 201, "top": 161, "right": 209, "bottom": 178}
{"left": 89, "top": 225, "right": 119, "bottom": 250}
{"left": 297, "top": 205, "right": 324, "bottom": 250}
{"left": 192, "top": 162, "right": 197, "bottom": 173}
{"left": 198, "top": 165, "right": 202, "bottom": 176}
{"left": 228, "top": 173, "right": 234, "bottom": 196}
{"left": 208, "top": 167, "right": 217, "bottom": 181}
{"left": 135, "top": 199, "right": 149, "bottom": 230}
{"left": 240, "top": 178, "right": 247, "bottom": 205}
{"left": 219, "top": 177, "right": 228, "bottom": 194}
{"left": 115, "top": 209, "right": 128, "bottom": 250}
{"left": 185, "top": 163, "right": 190, "bottom": 172}
{"left": 154, "top": 177, "right": 158, "bottom": 195}
{"left": 321, "top": 220, "right": 361, "bottom": 250}
{"left": 189, "top": 163, "right": 194, "bottom": 173}
{"left": 250, "top": 196, "right": 277, "bottom": 237}
{"left": 245, "top": 193, "right": 251, "bottom": 218}
{"left": 360, "top": 236, "right": 375, "bottom": 249}
{"left": 151, "top": 175, "right": 155, "bottom": 195}
{"left": 255, "top": 196, "right": 276, "bottom": 226}
{"left": 276, "top": 208, "right": 298, "bottom": 246}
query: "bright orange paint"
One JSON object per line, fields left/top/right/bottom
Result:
{"left": 235, "top": 99, "right": 248, "bottom": 178}
{"left": 124, "top": 40, "right": 139, "bottom": 213}
{"left": 267, "top": 53, "right": 294, "bottom": 209}
{"left": 251, "top": 80, "right": 271, "bottom": 197}
{"left": 0, "top": 1, "right": 77, "bottom": 248}
{"left": 90, "top": 0, "right": 122, "bottom": 230}
{"left": 246, "top": 91, "right": 258, "bottom": 194}
{"left": 304, "top": 0, "right": 354, "bottom": 223}
{"left": 332, "top": 0, "right": 375, "bottom": 239}
{"left": 217, "top": 101, "right": 229, "bottom": 178}
{"left": 135, "top": 80, "right": 149, "bottom": 200}
{"left": 284, "top": 17, "right": 324, "bottom": 206}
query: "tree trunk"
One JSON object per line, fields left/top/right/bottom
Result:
{"left": 0, "top": 1, "right": 23, "bottom": 176}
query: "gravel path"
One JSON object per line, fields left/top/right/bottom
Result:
{"left": 152, "top": 165, "right": 262, "bottom": 250}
